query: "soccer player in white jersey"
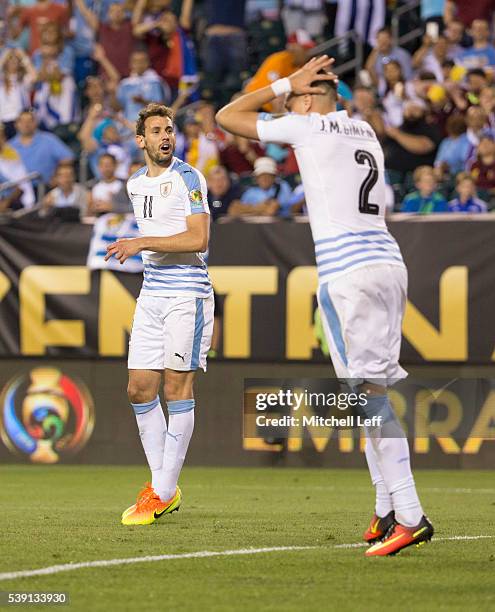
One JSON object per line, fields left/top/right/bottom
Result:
{"left": 105, "top": 103, "right": 214, "bottom": 525}
{"left": 216, "top": 56, "right": 434, "bottom": 556}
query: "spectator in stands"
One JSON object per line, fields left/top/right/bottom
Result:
{"left": 183, "top": 113, "right": 219, "bottom": 178}
{"left": 282, "top": 0, "right": 326, "bottom": 39}
{"left": 434, "top": 114, "right": 471, "bottom": 180}
{"left": 74, "top": 0, "right": 136, "bottom": 78}
{"left": 443, "top": 19, "right": 466, "bottom": 57}
{"left": 88, "top": 153, "right": 130, "bottom": 215}
{"left": 201, "top": 0, "right": 248, "bottom": 106}
{"left": 10, "top": 0, "right": 69, "bottom": 55}
{"left": 228, "top": 156, "right": 293, "bottom": 217}
{"left": 207, "top": 165, "right": 242, "bottom": 220}
{"left": 464, "top": 69, "right": 489, "bottom": 106}
{"left": 465, "top": 105, "right": 489, "bottom": 160}
{"left": 32, "top": 44, "right": 79, "bottom": 131}
{"left": 421, "top": 0, "right": 445, "bottom": 28}
{"left": 468, "top": 133, "right": 495, "bottom": 204}
{"left": 364, "top": 27, "right": 413, "bottom": 87}
{"left": 41, "top": 162, "right": 88, "bottom": 218}
{"left": 334, "top": 0, "right": 386, "bottom": 48}
{"left": 459, "top": 19, "right": 495, "bottom": 70}
{"left": 0, "top": 48, "right": 36, "bottom": 139}
{"left": 384, "top": 100, "right": 442, "bottom": 201}
{"left": 132, "top": 0, "right": 197, "bottom": 95}
{"left": 78, "top": 106, "right": 132, "bottom": 180}
{"left": 69, "top": 0, "right": 98, "bottom": 85}
{"left": 116, "top": 50, "right": 170, "bottom": 122}
{"left": 351, "top": 86, "right": 385, "bottom": 135}
{"left": 444, "top": 0, "right": 495, "bottom": 29}
{"left": 0, "top": 123, "right": 35, "bottom": 211}
{"left": 401, "top": 165, "right": 448, "bottom": 213}
{"left": 480, "top": 85, "right": 495, "bottom": 132}
{"left": 220, "top": 134, "right": 264, "bottom": 176}
{"left": 448, "top": 172, "right": 488, "bottom": 212}
{"left": 412, "top": 34, "right": 452, "bottom": 82}
{"left": 244, "top": 29, "right": 316, "bottom": 112}
{"left": 32, "top": 23, "right": 75, "bottom": 77}
{"left": 380, "top": 60, "right": 406, "bottom": 128}
{"left": 9, "top": 110, "right": 74, "bottom": 187}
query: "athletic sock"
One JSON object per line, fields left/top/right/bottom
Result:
{"left": 155, "top": 399, "right": 195, "bottom": 502}
{"left": 365, "top": 395, "right": 424, "bottom": 527}
{"left": 131, "top": 397, "right": 167, "bottom": 490}
{"left": 364, "top": 438, "right": 393, "bottom": 517}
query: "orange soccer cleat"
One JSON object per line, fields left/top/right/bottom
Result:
{"left": 121, "top": 482, "right": 154, "bottom": 520}
{"left": 365, "top": 516, "right": 434, "bottom": 557}
{"left": 363, "top": 511, "right": 395, "bottom": 544}
{"left": 121, "top": 485, "right": 182, "bottom": 526}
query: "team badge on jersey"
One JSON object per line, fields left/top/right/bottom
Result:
{"left": 160, "top": 182, "right": 172, "bottom": 198}
{"left": 189, "top": 189, "right": 203, "bottom": 210}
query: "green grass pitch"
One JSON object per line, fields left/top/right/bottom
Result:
{"left": 1, "top": 466, "right": 494, "bottom": 611}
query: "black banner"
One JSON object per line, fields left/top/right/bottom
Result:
{"left": 0, "top": 216, "right": 494, "bottom": 364}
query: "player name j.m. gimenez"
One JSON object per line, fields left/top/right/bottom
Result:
{"left": 255, "top": 415, "right": 383, "bottom": 428}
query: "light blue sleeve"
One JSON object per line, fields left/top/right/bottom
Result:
{"left": 48, "top": 134, "right": 74, "bottom": 161}
{"left": 240, "top": 187, "right": 257, "bottom": 204}
{"left": 148, "top": 81, "right": 165, "bottom": 103}
{"left": 434, "top": 139, "right": 448, "bottom": 165}
{"left": 277, "top": 181, "right": 293, "bottom": 207}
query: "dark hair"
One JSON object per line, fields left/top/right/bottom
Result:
{"left": 467, "top": 68, "right": 487, "bottom": 79}
{"left": 136, "top": 103, "right": 174, "bottom": 136}
{"left": 310, "top": 70, "right": 338, "bottom": 101}
{"left": 377, "top": 27, "right": 392, "bottom": 37}
{"left": 99, "top": 153, "right": 117, "bottom": 164}
{"left": 446, "top": 114, "right": 466, "bottom": 137}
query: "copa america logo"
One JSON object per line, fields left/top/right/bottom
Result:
{"left": 0, "top": 368, "right": 95, "bottom": 463}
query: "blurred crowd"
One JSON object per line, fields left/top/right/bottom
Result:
{"left": 1, "top": 0, "right": 495, "bottom": 220}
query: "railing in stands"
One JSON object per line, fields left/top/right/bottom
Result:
{"left": 310, "top": 30, "right": 363, "bottom": 81}
{"left": 392, "top": 0, "right": 423, "bottom": 47}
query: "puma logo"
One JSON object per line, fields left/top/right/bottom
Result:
{"left": 174, "top": 352, "right": 185, "bottom": 361}
{"left": 167, "top": 432, "right": 183, "bottom": 442}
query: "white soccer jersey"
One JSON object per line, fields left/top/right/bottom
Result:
{"left": 256, "top": 110, "right": 405, "bottom": 284}
{"left": 127, "top": 157, "right": 212, "bottom": 299}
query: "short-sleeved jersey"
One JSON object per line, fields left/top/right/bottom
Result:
{"left": 256, "top": 110, "right": 405, "bottom": 284}
{"left": 127, "top": 157, "right": 212, "bottom": 299}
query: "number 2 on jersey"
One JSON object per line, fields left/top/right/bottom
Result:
{"left": 144, "top": 195, "right": 153, "bottom": 218}
{"left": 354, "top": 150, "right": 379, "bottom": 215}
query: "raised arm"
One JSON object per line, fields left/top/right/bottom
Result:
{"left": 78, "top": 104, "right": 102, "bottom": 153}
{"left": 216, "top": 55, "right": 337, "bottom": 139}
{"left": 179, "top": 0, "right": 194, "bottom": 30}
{"left": 73, "top": 0, "right": 99, "bottom": 31}
{"left": 105, "top": 213, "right": 210, "bottom": 263}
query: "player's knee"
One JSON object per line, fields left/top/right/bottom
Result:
{"left": 163, "top": 378, "right": 192, "bottom": 402}
{"left": 127, "top": 381, "right": 155, "bottom": 404}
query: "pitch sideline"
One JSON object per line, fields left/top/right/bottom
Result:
{"left": 1, "top": 536, "right": 494, "bottom": 582}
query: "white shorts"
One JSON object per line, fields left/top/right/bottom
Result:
{"left": 128, "top": 293, "right": 214, "bottom": 371}
{"left": 317, "top": 264, "right": 408, "bottom": 386}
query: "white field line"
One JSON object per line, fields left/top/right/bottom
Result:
{"left": 334, "top": 535, "right": 495, "bottom": 549}
{"left": 0, "top": 547, "right": 315, "bottom": 582}
{"left": 209, "top": 485, "right": 495, "bottom": 495}
{"left": 1, "top": 535, "right": 494, "bottom": 582}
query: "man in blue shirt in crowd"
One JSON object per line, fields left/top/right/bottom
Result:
{"left": 460, "top": 19, "right": 495, "bottom": 70}
{"left": 8, "top": 110, "right": 74, "bottom": 186}
{"left": 228, "top": 156, "right": 293, "bottom": 217}
{"left": 117, "top": 50, "right": 169, "bottom": 122}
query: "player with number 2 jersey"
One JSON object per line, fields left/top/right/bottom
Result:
{"left": 216, "top": 55, "right": 433, "bottom": 557}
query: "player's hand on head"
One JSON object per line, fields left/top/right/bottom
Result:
{"left": 289, "top": 55, "right": 338, "bottom": 95}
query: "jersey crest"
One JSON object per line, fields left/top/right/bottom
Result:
{"left": 160, "top": 182, "right": 172, "bottom": 198}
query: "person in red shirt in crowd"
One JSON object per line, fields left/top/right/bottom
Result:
{"left": 73, "top": 0, "right": 136, "bottom": 78}
{"left": 468, "top": 133, "right": 495, "bottom": 203}
{"left": 444, "top": 0, "right": 495, "bottom": 27}
{"left": 10, "top": 0, "right": 69, "bottom": 54}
